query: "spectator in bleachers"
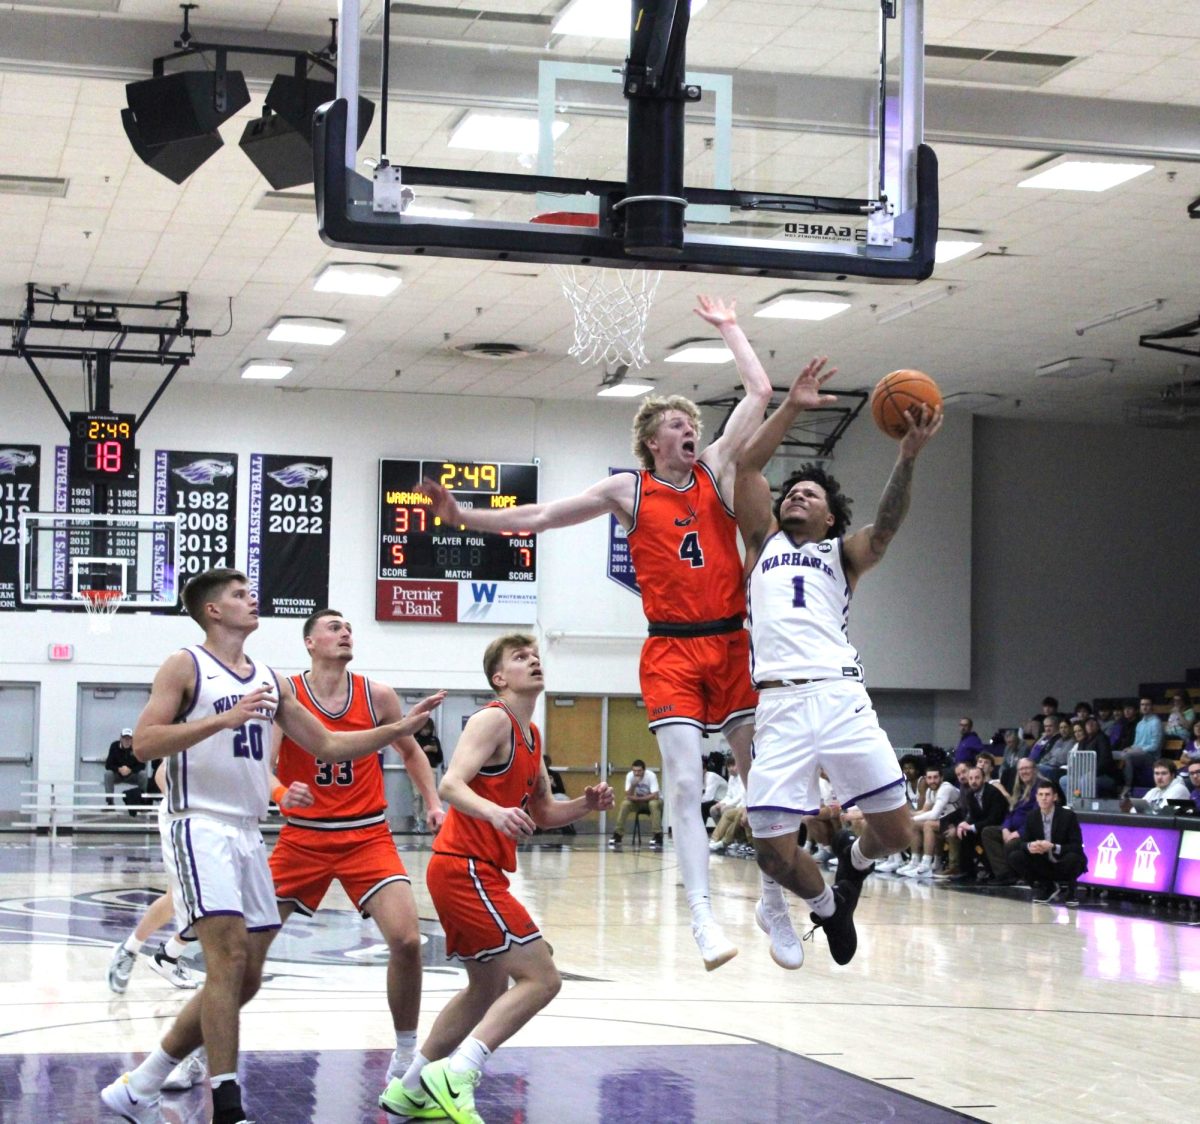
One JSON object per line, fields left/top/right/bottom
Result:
{"left": 1116, "top": 697, "right": 1164, "bottom": 792}
{"left": 878, "top": 756, "right": 923, "bottom": 873}
{"left": 609, "top": 759, "right": 664, "bottom": 850}
{"left": 1029, "top": 696, "right": 1059, "bottom": 738}
{"left": 953, "top": 718, "right": 985, "bottom": 765}
{"left": 1072, "top": 701, "right": 1093, "bottom": 722}
{"left": 1036, "top": 718, "right": 1076, "bottom": 786}
{"left": 1185, "top": 761, "right": 1200, "bottom": 810}
{"left": 707, "top": 758, "right": 747, "bottom": 854}
{"left": 1185, "top": 718, "right": 1200, "bottom": 764}
{"left": 898, "top": 764, "right": 959, "bottom": 878}
{"left": 1128, "top": 759, "right": 1190, "bottom": 813}
{"left": 997, "top": 729, "right": 1023, "bottom": 790}
{"left": 1109, "top": 701, "right": 1138, "bottom": 752}
{"left": 104, "top": 728, "right": 146, "bottom": 805}
{"left": 1080, "top": 715, "right": 1121, "bottom": 797}
{"left": 949, "top": 765, "right": 1008, "bottom": 882}
{"left": 982, "top": 757, "right": 1039, "bottom": 886}
{"left": 701, "top": 756, "right": 728, "bottom": 826}
{"left": 1007, "top": 779, "right": 1087, "bottom": 906}
{"left": 1028, "top": 716, "right": 1060, "bottom": 764}
{"left": 1097, "top": 704, "right": 1118, "bottom": 741}
{"left": 1166, "top": 691, "right": 1196, "bottom": 740}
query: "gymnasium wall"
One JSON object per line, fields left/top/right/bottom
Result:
{"left": 1, "top": 373, "right": 972, "bottom": 780}
{"left": 931, "top": 414, "right": 1200, "bottom": 741}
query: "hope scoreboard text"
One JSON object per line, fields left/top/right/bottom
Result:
{"left": 376, "top": 459, "right": 538, "bottom": 624}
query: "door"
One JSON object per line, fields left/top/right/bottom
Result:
{"left": 544, "top": 696, "right": 603, "bottom": 835}
{"left": 0, "top": 683, "right": 38, "bottom": 827}
{"left": 76, "top": 683, "right": 152, "bottom": 787}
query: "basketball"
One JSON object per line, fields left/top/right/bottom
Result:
{"left": 870, "top": 369, "right": 942, "bottom": 439}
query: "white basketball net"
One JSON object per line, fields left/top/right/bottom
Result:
{"left": 552, "top": 265, "right": 662, "bottom": 369}
{"left": 81, "top": 589, "right": 124, "bottom": 634}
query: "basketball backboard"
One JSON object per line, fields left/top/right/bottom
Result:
{"left": 316, "top": 0, "right": 936, "bottom": 282}
{"left": 18, "top": 512, "right": 180, "bottom": 611}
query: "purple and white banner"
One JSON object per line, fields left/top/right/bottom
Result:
{"left": 0, "top": 443, "right": 40, "bottom": 611}
{"left": 607, "top": 468, "right": 640, "bottom": 596}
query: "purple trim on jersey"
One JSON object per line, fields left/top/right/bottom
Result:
{"left": 198, "top": 910, "right": 246, "bottom": 920}
{"left": 247, "top": 922, "right": 282, "bottom": 932}
{"left": 185, "top": 819, "right": 205, "bottom": 914}
{"left": 747, "top": 802, "right": 821, "bottom": 817}
{"left": 177, "top": 648, "right": 202, "bottom": 721}
{"left": 196, "top": 644, "right": 259, "bottom": 685}
{"left": 841, "top": 776, "right": 905, "bottom": 810}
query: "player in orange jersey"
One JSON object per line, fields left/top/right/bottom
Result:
{"left": 420, "top": 295, "right": 794, "bottom": 971}
{"left": 380, "top": 634, "right": 613, "bottom": 1122}
{"left": 268, "top": 608, "right": 446, "bottom": 1101}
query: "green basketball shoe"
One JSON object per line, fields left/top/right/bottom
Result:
{"left": 419, "top": 1059, "right": 485, "bottom": 1124}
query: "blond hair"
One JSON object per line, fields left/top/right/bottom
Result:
{"left": 482, "top": 633, "right": 537, "bottom": 691}
{"left": 630, "top": 395, "right": 702, "bottom": 471}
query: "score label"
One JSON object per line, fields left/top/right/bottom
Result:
{"left": 377, "top": 458, "right": 538, "bottom": 624}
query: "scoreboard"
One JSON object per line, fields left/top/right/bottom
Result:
{"left": 376, "top": 458, "right": 538, "bottom": 624}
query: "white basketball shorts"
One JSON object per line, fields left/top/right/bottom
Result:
{"left": 746, "top": 679, "right": 905, "bottom": 838}
{"left": 163, "top": 814, "right": 281, "bottom": 934}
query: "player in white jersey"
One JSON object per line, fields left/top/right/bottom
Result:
{"left": 101, "top": 568, "right": 444, "bottom": 1124}
{"left": 734, "top": 365, "right": 942, "bottom": 969}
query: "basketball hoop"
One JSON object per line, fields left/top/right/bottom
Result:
{"left": 80, "top": 589, "right": 125, "bottom": 634}
{"left": 532, "top": 212, "right": 661, "bottom": 370}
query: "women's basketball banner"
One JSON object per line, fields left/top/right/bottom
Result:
{"left": 607, "top": 468, "right": 640, "bottom": 596}
{"left": 0, "top": 444, "right": 41, "bottom": 611}
{"left": 247, "top": 453, "right": 332, "bottom": 618}
{"left": 153, "top": 451, "right": 239, "bottom": 612}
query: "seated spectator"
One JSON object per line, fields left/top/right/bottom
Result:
{"left": 538, "top": 754, "right": 574, "bottom": 836}
{"left": 1072, "top": 701, "right": 1093, "bottom": 722}
{"left": 1036, "top": 718, "right": 1076, "bottom": 785}
{"left": 878, "top": 755, "right": 923, "bottom": 873}
{"left": 1185, "top": 718, "right": 1200, "bottom": 764}
{"left": 1028, "top": 716, "right": 1061, "bottom": 764}
{"left": 1115, "top": 697, "right": 1164, "bottom": 792}
{"left": 1078, "top": 715, "right": 1120, "bottom": 798}
{"left": 975, "top": 750, "right": 1003, "bottom": 791}
{"left": 1185, "top": 760, "right": 1200, "bottom": 811}
{"left": 104, "top": 728, "right": 146, "bottom": 805}
{"left": 898, "top": 765, "right": 959, "bottom": 878}
{"left": 996, "top": 729, "right": 1023, "bottom": 792}
{"left": 981, "top": 757, "right": 1039, "bottom": 886}
{"left": 1123, "top": 758, "right": 1190, "bottom": 813}
{"left": 1097, "top": 704, "right": 1118, "bottom": 741}
{"left": 948, "top": 765, "right": 1008, "bottom": 882}
{"left": 701, "top": 757, "right": 728, "bottom": 826}
{"left": 1109, "top": 701, "right": 1139, "bottom": 753}
{"left": 1055, "top": 720, "right": 1090, "bottom": 804}
{"left": 1165, "top": 691, "right": 1196, "bottom": 740}
{"left": 609, "top": 759, "right": 664, "bottom": 850}
{"left": 1028, "top": 696, "right": 1059, "bottom": 739}
{"left": 708, "top": 759, "right": 748, "bottom": 854}
{"left": 1006, "top": 779, "right": 1088, "bottom": 906}
{"left": 953, "top": 718, "right": 985, "bottom": 765}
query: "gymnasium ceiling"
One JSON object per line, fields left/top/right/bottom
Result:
{"left": 1, "top": 0, "right": 1199, "bottom": 428}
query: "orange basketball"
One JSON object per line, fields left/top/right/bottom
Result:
{"left": 870, "top": 369, "right": 942, "bottom": 439}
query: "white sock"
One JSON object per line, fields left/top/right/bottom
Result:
{"left": 401, "top": 1050, "right": 429, "bottom": 1091}
{"left": 759, "top": 873, "right": 786, "bottom": 912}
{"left": 123, "top": 934, "right": 144, "bottom": 955}
{"left": 687, "top": 893, "right": 712, "bottom": 926}
{"left": 804, "top": 886, "right": 836, "bottom": 919}
{"left": 448, "top": 1037, "right": 491, "bottom": 1075}
{"left": 128, "top": 1048, "right": 181, "bottom": 1096}
{"left": 388, "top": 1029, "right": 417, "bottom": 1079}
{"left": 163, "top": 935, "right": 187, "bottom": 960}
{"left": 917, "top": 855, "right": 932, "bottom": 870}
{"left": 655, "top": 725, "right": 712, "bottom": 905}
{"left": 849, "top": 838, "right": 874, "bottom": 872}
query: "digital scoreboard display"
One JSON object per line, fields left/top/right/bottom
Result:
{"left": 68, "top": 411, "right": 137, "bottom": 479}
{"left": 376, "top": 458, "right": 538, "bottom": 624}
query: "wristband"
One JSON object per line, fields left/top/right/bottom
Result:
{"left": 272, "top": 784, "right": 288, "bottom": 806}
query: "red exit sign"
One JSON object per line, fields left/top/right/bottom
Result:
{"left": 48, "top": 643, "right": 75, "bottom": 662}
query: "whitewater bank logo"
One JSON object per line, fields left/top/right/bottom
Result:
{"left": 460, "top": 581, "right": 537, "bottom": 622}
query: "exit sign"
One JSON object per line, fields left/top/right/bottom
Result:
{"left": 48, "top": 643, "right": 75, "bottom": 662}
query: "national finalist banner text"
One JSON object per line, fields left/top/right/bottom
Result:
{"left": 247, "top": 454, "right": 332, "bottom": 618}
{"left": 0, "top": 444, "right": 41, "bottom": 611}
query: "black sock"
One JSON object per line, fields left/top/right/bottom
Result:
{"left": 212, "top": 1079, "right": 245, "bottom": 1123}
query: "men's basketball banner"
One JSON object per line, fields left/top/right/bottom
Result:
{"left": 0, "top": 444, "right": 40, "bottom": 611}
{"left": 606, "top": 468, "right": 640, "bottom": 596}
{"left": 154, "top": 450, "right": 239, "bottom": 612}
{"left": 248, "top": 453, "right": 332, "bottom": 618}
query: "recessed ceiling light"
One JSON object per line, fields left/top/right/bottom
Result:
{"left": 1018, "top": 161, "right": 1153, "bottom": 192}
{"left": 934, "top": 240, "right": 983, "bottom": 263}
{"left": 449, "top": 113, "right": 569, "bottom": 154}
{"left": 267, "top": 318, "right": 346, "bottom": 346}
{"left": 754, "top": 296, "right": 851, "bottom": 321}
{"left": 554, "top": 0, "right": 707, "bottom": 38}
{"left": 241, "top": 360, "right": 293, "bottom": 380}
{"left": 666, "top": 345, "right": 733, "bottom": 364}
{"left": 597, "top": 381, "right": 655, "bottom": 397}
{"left": 314, "top": 263, "right": 401, "bottom": 297}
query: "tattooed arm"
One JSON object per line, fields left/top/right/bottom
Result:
{"left": 842, "top": 405, "right": 943, "bottom": 584}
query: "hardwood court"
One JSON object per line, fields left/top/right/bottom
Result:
{"left": 0, "top": 835, "right": 1193, "bottom": 1123}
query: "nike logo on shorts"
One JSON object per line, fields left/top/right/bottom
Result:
{"left": 854, "top": 704, "right": 867, "bottom": 714}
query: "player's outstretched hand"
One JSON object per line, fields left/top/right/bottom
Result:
{"left": 403, "top": 690, "right": 447, "bottom": 723}
{"left": 226, "top": 686, "right": 277, "bottom": 728}
{"left": 491, "top": 805, "right": 536, "bottom": 840}
{"left": 426, "top": 805, "right": 447, "bottom": 833}
{"left": 786, "top": 356, "right": 838, "bottom": 411}
{"left": 584, "top": 782, "right": 615, "bottom": 812}
{"left": 281, "top": 782, "right": 314, "bottom": 810}
{"left": 693, "top": 294, "right": 737, "bottom": 328}
{"left": 416, "top": 477, "right": 464, "bottom": 526}
{"left": 898, "top": 403, "right": 944, "bottom": 458}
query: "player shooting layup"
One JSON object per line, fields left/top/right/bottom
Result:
{"left": 269, "top": 608, "right": 445, "bottom": 1102}
{"left": 100, "top": 568, "right": 443, "bottom": 1124}
{"left": 735, "top": 366, "right": 942, "bottom": 968}
{"left": 421, "top": 296, "right": 776, "bottom": 970}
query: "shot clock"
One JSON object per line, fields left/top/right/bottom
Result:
{"left": 68, "top": 412, "right": 137, "bottom": 479}
{"left": 376, "top": 458, "right": 538, "bottom": 624}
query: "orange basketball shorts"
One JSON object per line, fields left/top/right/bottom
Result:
{"left": 269, "top": 820, "right": 409, "bottom": 918}
{"left": 426, "top": 852, "right": 541, "bottom": 963}
{"left": 639, "top": 629, "right": 757, "bottom": 733}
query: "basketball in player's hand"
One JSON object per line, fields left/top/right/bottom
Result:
{"left": 870, "top": 369, "right": 942, "bottom": 439}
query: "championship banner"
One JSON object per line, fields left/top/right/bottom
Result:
{"left": 607, "top": 468, "right": 640, "bottom": 596}
{"left": 0, "top": 444, "right": 40, "bottom": 611}
{"left": 248, "top": 453, "right": 331, "bottom": 618}
{"left": 154, "top": 451, "right": 239, "bottom": 611}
